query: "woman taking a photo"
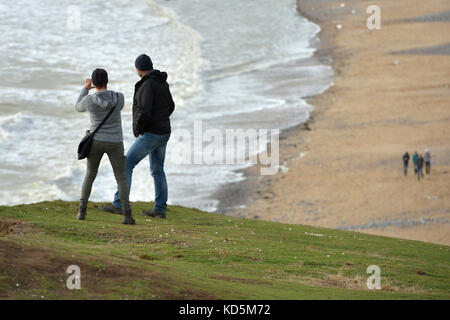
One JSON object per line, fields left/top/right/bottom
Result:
{"left": 75, "top": 68, "right": 135, "bottom": 225}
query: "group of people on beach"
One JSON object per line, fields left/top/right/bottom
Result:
{"left": 75, "top": 54, "right": 175, "bottom": 225}
{"left": 402, "top": 150, "right": 431, "bottom": 181}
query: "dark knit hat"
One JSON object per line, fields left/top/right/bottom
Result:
{"left": 135, "top": 54, "right": 153, "bottom": 71}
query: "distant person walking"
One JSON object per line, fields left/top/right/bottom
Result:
{"left": 402, "top": 152, "right": 410, "bottom": 175}
{"left": 99, "top": 54, "right": 175, "bottom": 219}
{"left": 416, "top": 154, "right": 424, "bottom": 181}
{"left": 424, "top": 149, "right": 431, "bottom": 174}
{"left": 412, "top": 151, "right": 419, "bottom": 174}
{"left": 75, "top": 68, "right": 135, "bottom": 224}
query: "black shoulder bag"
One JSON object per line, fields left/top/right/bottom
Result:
{"left": 77, "top": 106, "right": 116, "bottom": 160}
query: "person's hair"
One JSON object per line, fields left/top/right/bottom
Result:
{"left": 92, "top": 68, "right": 108, "bottom": 88}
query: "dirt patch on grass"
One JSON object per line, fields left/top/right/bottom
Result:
{"left": 0, "top": 218, "right": 31, "bottom": 235}
{"left": 292, "top": 273, "right": 425, "bottom": 294}
{"left": 0, "top": 239, "right": 214, "bottom": 299}
{"left": 300, "top": 274, "right": 368, "bottom": 290}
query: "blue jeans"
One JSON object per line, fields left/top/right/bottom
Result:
{"left": 113, "top": 132, "right": 170, "bottom": 213}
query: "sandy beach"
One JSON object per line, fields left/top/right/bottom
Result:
{"left": 219, "top": 0, "right": 450, "bottom": 245}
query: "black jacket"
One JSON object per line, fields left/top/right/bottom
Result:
{"left": 132, "top": 70, "right": 175, "bottom": 137}
{"left": 402, "top": 153, "right": 410, "bottom": 164}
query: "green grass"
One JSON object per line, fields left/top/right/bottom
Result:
{"left": 0, "top": 200, "right": 449, "bottom": 299}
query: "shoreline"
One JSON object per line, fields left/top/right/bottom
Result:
{"left": 217, "top": 0, "right": 450, "bottom": 246}
{"left": 213, "top": 0, "right": 341, "bottom": 215}
{"left": 213, "top": 0, "right": 336, "bottom": 215}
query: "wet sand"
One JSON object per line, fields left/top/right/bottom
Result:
{"left": 218, "top": 0, "right": 450, "bottom": 246}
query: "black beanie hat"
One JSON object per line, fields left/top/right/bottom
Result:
{"left": 135, "top": 54, "right": 153, "bottom": 71}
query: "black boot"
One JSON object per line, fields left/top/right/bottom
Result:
{"left": 142, "top": 210, "right": 166, "bottom": 219}
{"left": 98, "top": 204, "right": 123, "bottom": 215}
{"left": 122, "top": 209, "right": 135, "bottom": 225}
{"left": 77, "top": 205, "right": 87, "bottom": 220}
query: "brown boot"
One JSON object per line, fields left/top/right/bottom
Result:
{"left": 122, "top": 209, "right": 135, "bottom": 225}
{"left": 77, "top": 206, "right": 87, "bottom": 220}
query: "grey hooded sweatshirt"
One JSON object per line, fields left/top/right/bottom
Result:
{"left": 75, "top": 88, "right": 125, "bottom": 143}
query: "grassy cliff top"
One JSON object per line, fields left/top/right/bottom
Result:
{"left": 0, "top": 201, "right": 449, "bottom": 299}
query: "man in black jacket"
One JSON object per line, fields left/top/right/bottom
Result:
{"left": 99, "top": 54, "right": 175, "bottom": 219}
{"left": 402, "top": 152, "right": 410, "bottom": 176}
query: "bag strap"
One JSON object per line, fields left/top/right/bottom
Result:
{"left": 92, "top": 105, "right": 116, "bottom": 135}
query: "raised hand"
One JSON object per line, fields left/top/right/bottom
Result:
{"left": 84, "top": 78, "right": 94, "bottom": 90}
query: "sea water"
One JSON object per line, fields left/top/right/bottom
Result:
{"left": 0, "top": 0, "right": 332, "bottom": 211}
